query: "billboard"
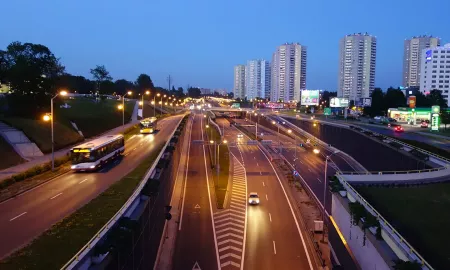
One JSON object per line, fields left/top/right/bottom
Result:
{"left": 425, "top": 50, "right": 432, "bottom": 63}
{"left": 361, "top": 97, "right": 372, "bottom": 107}
{"left": 300, "top": 90, "right": 320, "bottom": 106}
{"left": 408, "top": 96, "right": 416, "bottom": 108}
{"left": 329, "top": 97, "right": 349, "bottom": 108}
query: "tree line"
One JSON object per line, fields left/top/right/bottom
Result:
{"left": 0, "top": 41, "right": 188, "bottom": 117}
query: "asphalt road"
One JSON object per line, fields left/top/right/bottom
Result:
{"left": 220, "top": 119, "right": 314, "bottom": 270}
{"left": 0, "top": 115, "right": 183, "bottom": 259}
{"left": 227, "top": 117, "right": 359, "bottom": 270}
{"left": 172, "top": 113, "right": 218, "bottom": 270}
{"left": 284, "top": 118, "right": 428, "bottom": 171}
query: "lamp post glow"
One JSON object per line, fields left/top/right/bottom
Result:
{"left": 141, "top": 90, "right": 150, "bottom": 117}
{"left": 120, "top": 91, "right": 132, "bottom": 130}
{"left": 48, "top": 90, "right": 68, "bottom": 171}
{"left": 314, "top": 148, "right": 340, "bottom": 241}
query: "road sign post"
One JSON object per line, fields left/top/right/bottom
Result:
{"left": 431, "top": 106, "right": 440, "bottom": 131}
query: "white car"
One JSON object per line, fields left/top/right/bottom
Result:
{"left": 248, "top": 192, "right": 260, "bottom": 205}
{"left": 237, "top": 134, "right": 243, "bottom": 139}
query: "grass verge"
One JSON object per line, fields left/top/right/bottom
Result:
{"left": 0, "top": 136, "right": 24, "bottom": 170}
{"left": 205, "top": 120, "right": 229, "bottom": 208}
{"left": 356, "top": 183, "right": 450, "bottom": 269}
{"left": 0, "top": 142, "right": 165, "bottom": 270}
{"left": 386, "top": 136, "right": 450, "bottom": 159}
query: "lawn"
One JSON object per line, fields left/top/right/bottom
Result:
{"left": 0, "top": 136, "right": 25, "bottom": 170}
{"left": 205, "top": 120, "right": 229, "bottom": 208}
{"left": 386, "top": 136, "right": 450, "bottom": 159}
{"left": 0, "top": 116, "right": 83, "bottom": 153}
{"left": 56, "top": 97, "right": 134, "bottom": 138}
{"left": 356, "top": 183, "right": 450, "bottom": 269}
{"left": 0, "top": 142, "right": 165, "bottom": 270}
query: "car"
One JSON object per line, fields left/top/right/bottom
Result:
{"left": 421, "top": 121, "right": 429, "bottom": 128}
{"left": 237, "top": 134, "right": 243, "bottom": 139}
{"left": 248, "top": 192, "right": 260, "bottom": 205}
{"left": 387, "top": 117, "right": 397, "bottom": 122}
{"left": 394, "top": 125, "right": 404, "bottom": 132}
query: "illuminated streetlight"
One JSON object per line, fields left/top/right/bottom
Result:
{"left": 127, "top": 91, "right": 132, "bottom": 96}
{"left": 118, "top": 104, "right": 124, "bottom": 110}
{"left": 210, "top": 140, "right": 214, "bottom": 144}
{"left": 313, "top": 149, "right": 320, "bottom": 154}
{"left": 145, "top": 90, "right": 150, "bottom": 95}
{"left": 288, "top": 129, "right": 292, "bottom": 134}
{"left": 43, "top": 114, "right": 51, "bottom": 122}
{"left": 47, "top": 90, "right": 69, "bottom": 171}
{"left": 139, "top": 101, "right": 143, "bottom": 106}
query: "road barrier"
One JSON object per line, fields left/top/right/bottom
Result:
{"left": 62, "top": 114, "right": 187, "bottom": 270}
{"left": 336, "top": 174, "right": 434, "bottom": 270}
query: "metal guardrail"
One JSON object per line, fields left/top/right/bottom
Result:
{"left": 208, "top": 116, "right": 223, "bottom": 137}
{"left": 336, "top": 175, "right": 434, "bottom": 270}
{"left": 62, "top": 115, "right": 186, "bottom": 269}
{"left": 338, "top": 166, "right": 447, "bottom": 175}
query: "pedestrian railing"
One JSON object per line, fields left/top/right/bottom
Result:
{"left": 336, "top": 175, "right": 434, "bottom": 270}
{"left": 338, "top": 166, "right": 447, "bottom": 175}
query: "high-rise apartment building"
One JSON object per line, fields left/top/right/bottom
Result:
{"left": 403, "top": 36, "right": 440, "bottom": 88}
{"left": 420, "top": 43, "right": 450, "bottom": 106}
{"left": 338, "top": 33, "right": 377, "bottom": 102}
{"left": 233, "top": 65, "right": 246, "bottom": 99}
{"left": 245, "top": 60, "right": 271, "bottom": 100}
{"left": 270, "top": 43, "right": 307, "bottom": 102}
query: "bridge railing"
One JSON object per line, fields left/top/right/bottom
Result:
{"left": 338, "top": 166, "right": 447, "bottom": 175}
{"left": 61, "top": 115, "right": 186, "bottom": 269}
{"left": 336, "top": 174, "right": 434, "bottom": 270}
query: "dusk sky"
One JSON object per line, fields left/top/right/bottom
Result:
{"left": 1, "top": 0, "right": 449, "bottom": 92}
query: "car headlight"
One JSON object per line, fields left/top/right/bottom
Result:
{"left": 90, "top": 165, "right": 95, "bottom": 169}
{"left": 140, "top": 130, "right": 143, "bottom": 133}
{"left": 248, "top": 199, "right": 252, "bottom": 203}
{"left": 71, "top": 165, "right": 76, "bottom": 169}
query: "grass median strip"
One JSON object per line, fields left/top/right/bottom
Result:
{"left": 0, "top": 142, "right": 165, "bottom": 270}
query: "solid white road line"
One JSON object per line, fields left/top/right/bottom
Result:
{"left": 308, "top": 168, "right": 312, "bottom": 172}
{"left": 273, "top": 241, "right": 277, "bottom": 255}
{"left": 79, "top": 179, "right": 88, "bottom": 184}
{"left": 269, "top": 213, "right": 272, "bottom": 222}
{"left": 258, "top": 146, "right": 314, "bottom": 269}
{"left": 262, "top": 181, "right": 265, "bottom": 187}
{"left": 300, "top": 160, "right": 304, "bottom": 164}
{"left": 317, "top": 177, "right": 322, "bottom": 183}
{"left": 200, "top": 116, "right": 221, "bottom": 270}
{"left": 178, "top": 116, "right": 193, "bottom": 231}
{"left": 266, "top": 194, "right": 268, "bottom": 201}
{"left": 50, "top": 193, "right": 63, "bottom": 200}
{"left": 10, "top": 212, "right": 27, "bottom": 221}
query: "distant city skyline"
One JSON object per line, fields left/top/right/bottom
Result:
{"left": 1, "top": 0, "right": 449, "bottom": 92}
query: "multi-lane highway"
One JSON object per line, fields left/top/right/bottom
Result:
{"left": 219, "top": 118, "right": 315, "bottom": 270}
{"left": 0, "top": 115, "right": 183, "bottom": 259}
{"left": 172, "top": 114, "right": 219, "bottom": 270}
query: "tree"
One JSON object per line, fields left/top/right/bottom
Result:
{"left": 364, "top": 88, "right": 384, "bottom": 116}
{"left": 177, "top": 87, "right": 184, "bottom": 97}
{"left": 228, "top": 92, "right": 234, "bottom": 99}
{"left": 428, "top": 89, "right": 447, "bottom": 108}
{"left": 441, "top": 110, "right": 450, "bottom": 130}
{"left": 114, "top": 79, "right": 135, "bottom": 96}
{"left": 135, "top": 74, "right": 154, "bottom": 94}
{"left": 415, "top": 91, "right": 431, "bottom": 107}
{"left": 0, "top": 41, "right": 65, "bottom": 95}
{"left": 55, "top": 74, "right": 95, "bottom": 94}
{"left": 187, "top": 87, "right": 201, "bottom": 98}
{"left": 392, "top": 260, "right": 422, "bottom": 270}
{"left": 320, "top": 91, "right": 337, "bottom": 107}
{"left": 384, "top": 87, "right": 406, "bottom": 109}
{"left": 90, "top": 65, "right": 112, "bottom": 94}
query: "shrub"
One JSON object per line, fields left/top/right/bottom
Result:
{"left": 13, "top": 173, "right": 26, "bottom": 182}
{"left": 33, "top": 165, "right": 42, "bottom": 174}
{"left": 0, "top": 178, "right": 15, "bottom": 189}
{"left": 25, "top": 169, "right": 36, "bottom": 178}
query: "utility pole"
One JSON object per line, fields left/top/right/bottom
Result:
{"left": 167, "top": 75, "right": 173, "bottom": 92}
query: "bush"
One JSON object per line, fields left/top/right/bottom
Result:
{"left": 0, "top": 178, "right": 15, "bottom": 189}
{"left": 13, "top": 173, "right": 26, "bottom": 182}
{"left": 33, "top": 166, "right": 42, "bottom": 174}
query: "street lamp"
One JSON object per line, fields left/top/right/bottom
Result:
{"left": 314, "top": 148, "right": 340, "bottom": 242}
{"left": 120, "top": 91, "right": 132, "bottom": 130}
{"left": 141, "top": 90, "right": 150, "bottom": 117}
{"left": 155, "top": 93, "right": 160, "bottom": 116}
{"left": 46, "top": 90, "right": 68, "bottom": 171}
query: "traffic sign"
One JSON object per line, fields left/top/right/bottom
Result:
{"left": 324, "top": 108, "right": 331, "bottom": 115}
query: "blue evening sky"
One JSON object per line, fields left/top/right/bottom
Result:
{"left": 1, "top": 0, "right": 449, "bottom": 92}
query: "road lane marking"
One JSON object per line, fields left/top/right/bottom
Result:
{"left": 266, "top": 194, "right": 268, "bottom": 200}
{"left": 308, "top": 168, "right": 312, "bottom": 172}
{"left": 124, "top": 153, "right": 129, "bottom": 157}
{"left": 50, "top": 193, "right": 63, "bottom": 200}
{"left": 300, "top": 160, "right": 304, "bottom": 164}
{"left": 10, "top": 212, "right": 27, "bottom": 221}
{"left": 258, "top": 146, "right": 314, "bottom": 269}
{"left": 200, "top": 116, "right": 221, "bottom": 269}
{"left": 269, "top": 213, "right": 272, "bottom": 222}
{"left": 79, "top": 179, "right": 88, "bottom": 184}
{"left": 178, "top": 116, "right": 193, "bottom": 231}
{"left": 262, "top": 181, "right": 265, "bottom": 187}
{"left": 273, "top": 241, "right": 277, "bottom": 254}
{"left": 256, "top": 163, "right": 259, "bottom": 166}
{"left": 260, "top": 171, "right": 262, "bottom": 175}
{"left": 317, "top": 177, "right": 322, "bottom": 183}
{"left": 133, "top": 147, "right": 137, "bottom": 150}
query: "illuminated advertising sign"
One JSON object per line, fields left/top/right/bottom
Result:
{"left": 408, "top": 96, "right": 416, "bottom": 108}
{"left": 231, "top": 103, "right": 241, "bottom": 108}
{"left": 431, "top": 105, "right": 440, "bottom": 131}
{"left": 329, "top": 97, "right": 349, "bottom": 108}
{"left": 300, "top": 90, "right": 320, "bottom": 106}
{"left": 362, "top": 98, "right": 372, "bottom": 107}
{"left": 425, "top": 50, "right": 432, "bottom": 63}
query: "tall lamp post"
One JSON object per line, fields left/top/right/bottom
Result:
{"left": 43, "top": 90, "right": 68, "bottom": 171}
{"left": 140, "top": 90, "right": 150, "bottom": 118}
{"left": 313, "top": 148, "right": 340, "bottom": 242}
{"left": 118, "top": 91, "right": 132, "bottom": 130}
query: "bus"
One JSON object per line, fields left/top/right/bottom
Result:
{"left": 140, "top": 117, "right": 157, "bottom": 134}
{"left": 70, "top": 134, "right": 125, "bottom": 171}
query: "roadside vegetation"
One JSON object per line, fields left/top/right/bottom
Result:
{"left": 356, "top": 183, "right": 450, "bottom": 269}
{"left": 205, "top": 119, "right": 229, "bottom": 208}
{"left": 386, "top": 136, "right": 450, "bottom": 159}
{"left": 0, "top": 143, "right": 165, "bottom": 270}
{"left": 0, "top": 136, "right": 24, "bottom": 170}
